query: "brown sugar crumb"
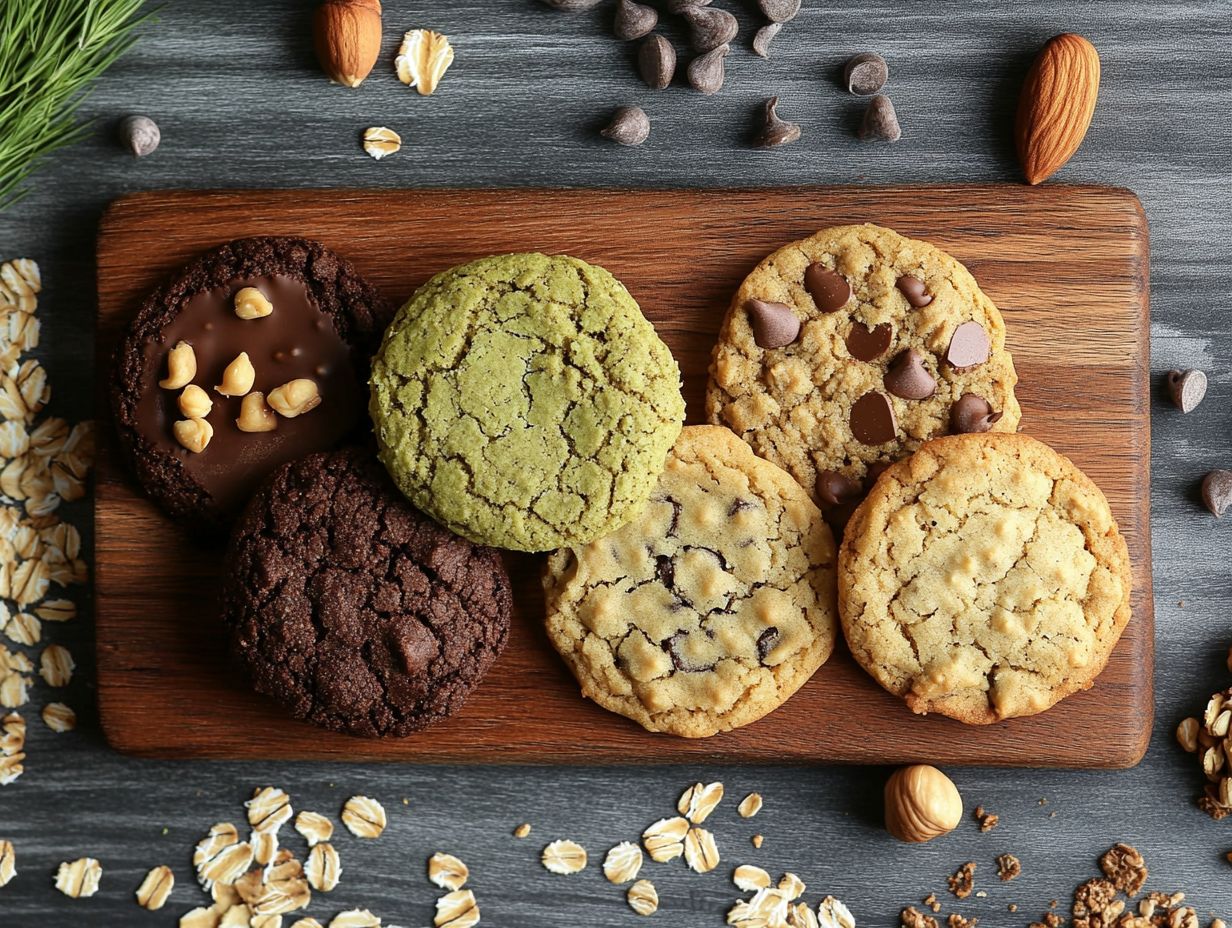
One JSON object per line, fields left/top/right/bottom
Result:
{"left": 948, "top": 915, "right": 977, "bottom": 928}
{"left": 902, "top": 906, "right": 940, "bottom": 928}
{"left": 923, "top": 893, "right": 942, "bottom": 914}
{"left": 948, "top": 862, "right": 976, "bottom": 900}
{"left": 1100, "top": 843, "right": 1148, "bottom": 897}
{"left": 1008, "top": 904, "right": 1018, "bottom": 914}
{"left": 1072, "top": 877, "right": 1124, "bottom": 928}
{"left": 973, "top": 806, "right": 999, "bottom": 832}
{"left": 997, "top": 854, "right": 1022, "bottom": 882}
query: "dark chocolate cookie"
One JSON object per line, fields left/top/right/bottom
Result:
{"left": 111, "top": 236, "right": 391, "bottom": 531}
{"left": 222, "top": 448, "right": 512, "bottom": 738}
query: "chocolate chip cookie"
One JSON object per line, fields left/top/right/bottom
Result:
{"left": 706, "top": 223, "right": 1021, "bottom": 529}
{"left": 111, "top": 236, "right": 391, "bottom": 530}
{"left": 370, "top": 252, "right": 685, "bottom": 552}
{"left": 222, "top": 448, "right": 511, "bottom": 738}
{"left": 839, "top": 433, "right": 1131, "bottom": 724}
{"left": 542, "top": 425, "right": 838, "bottom": 738}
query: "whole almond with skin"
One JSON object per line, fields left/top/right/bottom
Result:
{"left": 313, "top": 0, "right": 382, "bottom": 88}
{"left": 1016, "top": 33, "right": 1101, "bottom": 185}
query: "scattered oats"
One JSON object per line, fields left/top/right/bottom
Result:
{"left": 0, "top": 839, "right": 15, "bottom": 887}
{"left": 212, "top": 881, "right": 242, "bottom": 910}
{"left": 35, "top": 599, "right": 75, "bottom": 622}
{"left": 39, "top": 643, "right": 74, "bottom": 687}
{"left": 679, "top": 781, "right": 724, "bottom": 824}
{"left": 252, "top": 848, "right": 312, "bottom": 914}
{"left": 295, "top": 811, "right": 333, "bottom": 847}
{"left": 2, "top": 610, "right": 39, "bottom": 646}
{"left": 306, "top": 843, "right": 341, "bottom": 892}
{"left": 603, "top": 841, "right": 643, "bottom": 884}
{"left": 291, "top": 920, "right": 325, "bottom": 928}
{"left": 792, "top": 902, "right": 822, "bottom": 928}
{"left": 628, "top": 878, "right": 659, "bottom": 916}
{"left": 341, "top": 796, "right": 386, "bottom": 838}
{"left": 329, "top": 909, "right": 381, "bottom": 928}
{"left": 0, "top": 667, "right": 30, "bottom": 708}
{"left": 54, "top": 856, "right": 102, "bottom": 898}
{"left": 219, "top": 905, "right": 254, "bottom": 928}
{"left": 818, "top": 895, "right": 856, "bottom": 928}
{"left": 513, "top": 823, "right": 531, "bottom": 839}
{"left": 642, "top": 816, "right": 689, "bottom": 862}
{"left": 252, "top": 829, "right": 279, "bottom": 867}
{"left": 733, "top": 864, "right": 772, "bottom": 892}
{"left": 0, "top": 712, "right": 25, "bottom": 785}
{"left": 542, "top": 839, "right": 588, "bottom": 875}
{"left": 751, "top": 834, "right": 764, "bottom": 849}
{"left": 194, "top": 823, "right": 255, "bottom": 891}
{"left": 252, "top": 914, "right": 284, "bottom": 928}
{"left": 738, "top": 793, "right": 763, "bottom": 819}
{"left": 684, "top": 826, "right": 720, "bottom": 874}
{"left": 362, "top": 127, "right": 401, "bottom": 161}
{"left": 429, "top": 851, "right": 469, "bottom": 890}
{"left": 179, "top": 907, "right": 219, "bottom": 928}
{"left": 435, "top": 888, "right": 480, "bottom": 928}
{"left": 395, "top": 29, "right": 455, "bottom": 96}
{"left": 778, "top": 872, "right": 806, "bottom": 900}
{"left": 728, "top": 886, "right": 790, "bottom": 927}
{"left": 136, "top": 865, "right": 175, "bottom": 910}
{"left": 248, "top": 787, "right": 294, "bottom": 834}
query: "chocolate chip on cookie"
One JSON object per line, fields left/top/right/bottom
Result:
{"left": 884, "top": 349, "right": 937, "bottom": 400}
{"left": 896, "top": 275, "right": 934, "bottom": 307}
{"left": 804, "top": 264, "right": 852, "bottom": 312}
{"left": 945, "top": 321, "right": 991, "bottom": 370}
{"left": 950, "top": 393, "right": 1003, "bottom": 434}
{"left": 745, "top": 299, "right": 801, "bottom": 349}
{"left": 851, "top": 391, "right": 898, "bottom": 445}
{"left": 846, "top": 322, "right": 893, "bottom": 361}
{"left": 816, "top": 469, "right": 863, "bottom": 509}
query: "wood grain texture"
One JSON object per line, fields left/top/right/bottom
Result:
{"left": 94, "top": 185, "right": 1152, "bottom": 767}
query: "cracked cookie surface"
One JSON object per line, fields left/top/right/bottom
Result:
{"left": 706, "top": 224, "right": 1020, "bottom": 519}
{"left": 838, "top": 433, "right": 1131, "bottom": 724}
{"left": 370, "top": 253, "right": 685, "bottom": 552}
{"left": 543, "top": 425, "right": 838, "bottom": 738}
{"left": 222, "top": 448, "right": 511, "bottom": 738}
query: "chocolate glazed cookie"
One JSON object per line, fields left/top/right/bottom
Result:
{"left": 111, "top": 236, "right": 391, "bottom": 531}
{"left": 222, "top": 448, "right": 512, "bottom": 738}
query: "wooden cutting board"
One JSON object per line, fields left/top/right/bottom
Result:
{"left": 94, "top": 186, "right": 1153, "bottom": 767}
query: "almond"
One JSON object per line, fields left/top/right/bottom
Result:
{"left": 1015, "top": 33, "right": 1101, "bottom": 185}
{"left": 313, "top": 0, "right": 383, "bottom": 88}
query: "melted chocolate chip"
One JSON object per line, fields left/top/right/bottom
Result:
{"left": 945, "top": 321, "right": 991, "bottom": 370}
{"left": 896, "top": 275, "right": 933, "bottom": 307}
{"left": 883, "top": 348, "right": 937, "bottom": 400}
{"left": 804, "top": 264, "right": 852, "bottom": 312}
{"left": 950, "top": 394, "right": 1003, "bottom": 433}
{"left": 850, "top": 391, "right": 897, "bottom": 445}
{"left": 728, "top": 498, "right": 756, "bottom": 517}
{"left": 816, "top": 469, "right": 862, "bottom": 509}
{"left": 661, "top": 495, "right": 683, "bottom": 537}
{"left": 865, "top": 460, "right": 893, "bottom": 485}
{"left": 663, "top": 631, "right": 714, "bottom": 673}
{"left": 655, "top": 554, "right": 676, "bottom": 591}
{"left": 846, "top": 321, "right": 892, "bottom": 361}
{"left": 745, "top": 299, "right": 801, "bottom": 349}
{"left": 756, "top": 627, "right": 780, "bottom": 663}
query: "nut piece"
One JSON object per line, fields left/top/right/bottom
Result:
{"left": 215, "top": 352, "right": 255, "bottom": 397}
{"left": 884, "top": 765, "right": 963, "bottom": 843}
{"left": 236, "top": 392, "right": 279, "bottom": 433}
{"left": 235, "top": 287, "right": 274, "bottom": 320}
{"left": 1177, "top": 717, "right": 1199, "bottom": 753}
{"left": 119, "top": 115, "right": 161, "bottom": 157}
{"left": 179, "top": 384, "right": 213, "bottom": 419}
{"left": 363, "top": 126, "right": 402, "bottom": 160}
{"left": 159, "top": 340, "right": 196, "bottom": 390}
{"left": 396, "top": 29, "right": 455, "bottom": 96}
{"left": 1016, "top": 33, "right": 1101, "bottom": 185}
{"left": 268, "top": 380, "right": 322, "bottom": 418}
{"left": 601, "top": 105, "right": 650, "bottom": 146}
{"left": 173, "top": 417, "right": 214, "bottom": 454}
{"left": 313, "top": 0, "right": 383, "bottom": 88}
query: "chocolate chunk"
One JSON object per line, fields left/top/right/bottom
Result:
{"left": 614, "top": 0, "right": 657, "bottom": 41}
{"left": 1203, "top": 470, "right": 1232, "bottom": 518}
{"left": 682, "top": 5, "right": 738, "bottom": 52}
{"left": 850, "top": 391, "right": 897, "bottom": 445}
{"left": 638, "top": 34, "right": 676, "bottom": 90}
{"left": 846, "top": 321, "right": 892, "bottom": 361}
{"left": 1167, "top": 369, "right": 1207, "bottom": 414}
{"left": 816, "top": 469, "right": 862, "bottom": 509}
{"left": 859, "top": 94, "right": 901, "bottom": 142}
{"left": 843, "top": 52, "right": 888, "bottom": 95}
{"left": 756, "top": 627, "right": 781, "bottom": 663}
{"left": 758, "top": 0, "right": 800, "bottom": 23}
{"left": 745, "top": 299, "right": 800, "bottom": 349}
{"left": 687, "top": 44, "right": 729, "bottom": 94}
{"left": 752, "top": 22, "right": 782, "bottom": 59}
{"left": 754, "top": 97, "right": 801, "bottom": 148}
{"left": 950, "top": 394, "right": 1003, "bottom": 434}
{"left": 804, "top": 264, "right": 852, "bottom": 312}
{"left": 865, "top": 460, "right": 893, "bottom": 485}
{"left": 896, "top": 275, "right": 933, "bottom": 307}
{"left": 884, "top": 349, "right": 937, "bottom": 400}
{"left": 945, "top": 321, "right": 991, "bottom": 370}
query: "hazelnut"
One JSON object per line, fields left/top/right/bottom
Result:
{"left": 178, "top": 384, "right": 213, "bottom": 419}
{"left": 884, "top": 765, "right": 963, "bottom": 843}
{"left": 234, "top": 287, "right": 273, "bottom": 320}
{"left": 172, "top": 417, "right": 213, "bottom": 454}
{"left": 267, "top": 379, "right": 321, "bottom": 418}
{"left": 215, "top": 352, "right": 255, "bottom": 397}
{"left": 158, "top": 340, "right": 196, "bottom": 389}
{"left": 236, "top": 392, "right": 278, "bottom": 433}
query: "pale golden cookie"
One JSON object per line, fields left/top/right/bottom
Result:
{"left": 543, "top": 425, "right": 838, "bottom": 737}
{"left": 706, "top": 223, "right": 1020, "bottom": 521}
{"left": 839, "top": 433, "right": 1132, "bottom": 724}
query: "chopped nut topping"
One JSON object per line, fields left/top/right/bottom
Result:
{"left": 733, "top": 864, "right": 772, "bottom": 891}
{"left": 159, "top": 340, "right": 197, "bottom": 389}
{"left": 136, "top": 864, "right": 175, "bottom": 910}
{"left": 295, "top": 811, "right": 334, "bottom": 847}
{"left": 42, "top": 701, "right": 75, "bottom": 732}
{"left": 642, "top": 816, "right": 689, "bottom": 862}
{"left": 268, "top": 379, "right": 321, "bottom": 418}
{"left": 306, "top": 842, "right": 341, "bottom": 892}
{"left": 395, "top": 29, "right": 455, "bottom": 96}
{"left": 684, "top": 826, "right": 720, "bottom": 874}
{"left": 434, "top": 889, "right": 480, "bottom": 928}
{"left": 0, "top": 839, "right": 15, "bottom": 888}
{"left": 947, "top": 915, "right": 977, "bottom": 928}
{"left": 362, "top": 126, "right": 402, "bottom": 161}
{"left": 1100, "top": 843, "right": 1148, "bottom": 896}
{"left": 179, "top": 384, "right": 213, "bottom": 419}
{"left": 1177, "top": 717, "right": 1200, "bottom": 753}
{"left": 54, "top": 857, "right": 102, "bottom": 898}
{"left": 902, "top": 907, "right": 940, "bottom": 928}
{"left": 923, "top": 893, "right": 941, "bottom": 913}
{"left": 39, "top": 643, "right": 74, "bottom": 687}
{"left": 341, "top": 795, "right": 386, "bottom": 838}
{"left": 627, "top": 879, "right": 658, "bottom": 916}
{"left": 513, "top": 823, "right": 532, "bottom": 838}
{"left": 679, "top": 781, "right": 724, "bottom": 824}
{"left": 542, "top": 839, "right": 588, "bottom": 875}
{"left": 236, "top": 391, "right": 278, "bottom": 433}
{"left": 997, "top": 853, "right": 1022, "bottom": 882}
{"left": 173, "top": 417, "right": 213, "bottom": 453}
{"left": 235, "top": 287, "right": 274, "bottom": 320}
{"left": 429, "top": 851, "right": 469, "bottom": 890}
{"left": 602, "top": 841, "right": 643, "bottom": 884}
{"left": 948, "top": 862, "right": 976, "bottom": 899}
{"left": 738, "top": 792, "right": 763, "bottom": 818}
{"left": 1072, "top": 877, "right": 1123, "bottom": 928}
{"left": 216, "top": 352, "right": 256, "bottom": 397}
{"left": 329, "top": 910, "right": 382, "bottom": 928}
{"left": 973, "top": 805, "right": 999, "bottom": 832}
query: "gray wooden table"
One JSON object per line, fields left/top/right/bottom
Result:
{"left": 1, "top": 2, "right": 1230, "bottom": 926}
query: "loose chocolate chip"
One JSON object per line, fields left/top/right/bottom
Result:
{"left": 638, "top": 34, "right": 676, "bottom": 90}
{"left": 945, "top": 321, "right": 991, "bottom": 369}
{"left": 843, "top": 52, "right": 889, "bottom": 95}
{"left": 859, "top": 94, "right": 902, "bottom": 142}
{"left": 752, "top": 22, "right": 782, "bottom": 58}
{"left": 1203, "top": 470, "right": 1232, "bottom": 517}
{"left": 950, "top": 393, "right": 1003, "bottom": 434}
{"left": 601, "top": 105, "right": 650, "bottom": 146}
{"left": 846, "top": 321, "right": 893, "bottom": 361}
{"left": 896, "top": 275, "right": 933, "bottom": 308}
{"left": 884, "top": 349, "right": 937, "bottom": 400}
{"left": 614, "top": 0, "right": 657, "bottom": 40}
{"left": 758, "top": 0, "right": 801, "bottom": 22}
{"left": 804, "top": 264, "right": 852, "bottom": 312}
{"left": 756, "top": 627, "right": 781, "bottom": 663}
{"left": 754, "top": 96, "right": 801, "bottom": 148}
{"left": 816, "top": 469, "right": 863, "bottom": 508}
{"left": 850, "top": 391, "right": 897, "bottom": 445}
{"left": 682, "top": 5, "right": 738, "bottom": 52}
{"left": 687, "top": 44, "right": 729, "bottom": 94}
{"left": 1168, "top": 369, "right": 1207, "bottom": 414}
{"left": 745, "top": 299, "right": 801, "bottom": 349}
{"left": 865, "top": 460, "right": 893, "bottom": 485}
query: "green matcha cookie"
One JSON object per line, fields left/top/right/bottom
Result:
{"left": 370, "top": 253, "right": 685, "bottom": 552}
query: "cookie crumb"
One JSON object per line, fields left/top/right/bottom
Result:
{"left": 973, "top": 806, "right": 999, "bottom": 832}
{"left": 948, "top": 862, "right": 976, "bottom": 899}
{"left": 997, "top": 854, "right": 1022, "bottom": 882}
